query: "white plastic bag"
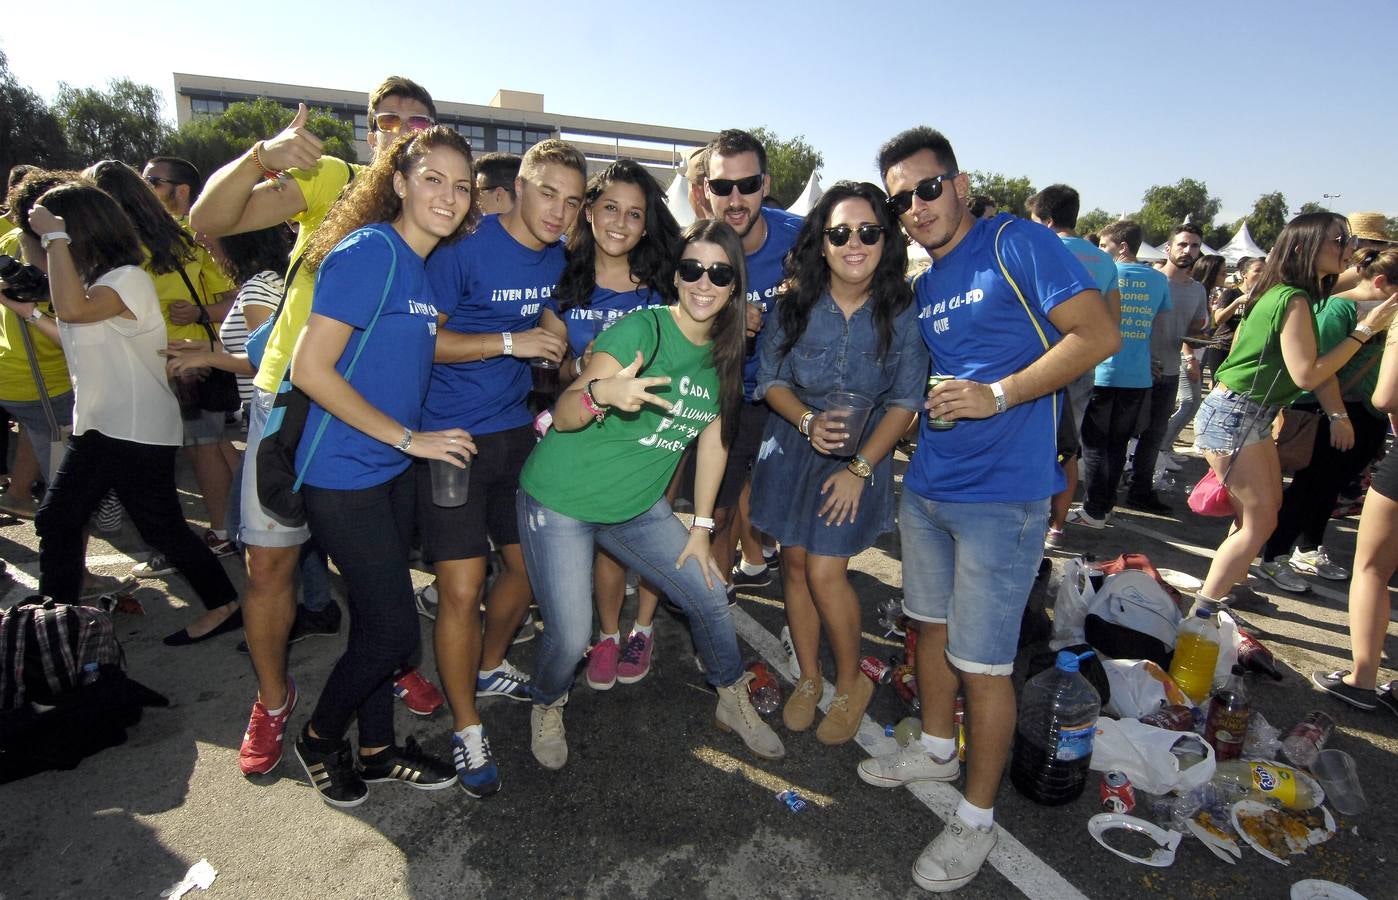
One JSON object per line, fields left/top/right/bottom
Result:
{"left": 1102, "top": 659, "right": 1169, "bottom": 718}
{"left": 1090, "top": 717, "right": 1216, "bottom": 794}
{"left": 1212, "top": 609, "right": 1241, "bottom": 690}
{"left": 1049, "top": 557, "right": 1094, "bottom": 650}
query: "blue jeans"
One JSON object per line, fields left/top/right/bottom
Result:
{"left": 517, "top": 490, "right": 743, "bottom": 703}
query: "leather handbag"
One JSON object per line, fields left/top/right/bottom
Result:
{"left": 1271, "top": 408, "right": 1321, "bottom": 474}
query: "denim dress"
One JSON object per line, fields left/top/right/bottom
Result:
{"left": 749, "top": 293, "right": 928, "bottom": 556}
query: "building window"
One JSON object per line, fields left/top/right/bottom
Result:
{"left": 526, "top": 129, "right": 551, "bottom": 149}
{"left": 497, "top": 128, "right": 525, "bottom": 154}
{"left": 191, "top": 98, "right": 226, "bottom": 119}
{"left": 354, "top": 113, "right": 368, "bottom": 143}
{"left": 454, "top": 123, "right": 485, "bottom": 149}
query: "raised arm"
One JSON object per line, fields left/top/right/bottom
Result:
{"left": 189, "top": 103, "right": 323, "bottom": 237}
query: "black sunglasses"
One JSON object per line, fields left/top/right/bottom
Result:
{"left": 144, "top": 175, "right": 181, "bottom": 187}
{"left": 677, "top": 258, "right": 736, "bottom": 287}
{"left": 706, "top": 174, "right": 763, "bottom": 197}
{"left": 823, "top": 224, "right": 886, "bottom": 247}
{"left": 887, "top": 172, "right": 958, "bottom": 216}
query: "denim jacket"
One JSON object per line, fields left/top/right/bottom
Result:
{"left": 754, "top": 292, "right": 928, "bottom": 412}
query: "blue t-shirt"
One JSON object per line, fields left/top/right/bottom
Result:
{"left": 743, "top": 207, "right": 804, "bottom": 399}
{"left": 562, "top": 285, "right": 666, "bottom": 358}
{"left": 423, "top": 214, "right": 564, "bottom": 434}
{"left": 1059, "top": 235, "right": 1118, "bottom": 295}
{"left": 906, "top": 214, "right": 1095, "bottom": 503}
{"left": 1093, "top": 261, "right": 1171, "bottom": 389}
{"left": 296, "top": 224, "right": 439, "bottom": 490}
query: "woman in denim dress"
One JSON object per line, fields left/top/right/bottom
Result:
{"left": 749, "top": 182, "right": 928, "bottom": 745}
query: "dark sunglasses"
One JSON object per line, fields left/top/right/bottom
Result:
{"left": 706, "top": 174, "right": 763, "bottom": 196}
{"left": 823, "top": 224, "right": 886, "bottom": 247}
{"left": 676, "top": 258, "right": 736, "bottom": 287}
{"left": 373, "top": 112, "right": 436, "bottom": 133}
{"left": 1331, "top": 233, "right": 1359, "bottom": 250}
{"left": 887, "top": 172, "right": 958, "bottom": 216}
{"left": 144, "top": 175, "right": 181, "bottom": 187}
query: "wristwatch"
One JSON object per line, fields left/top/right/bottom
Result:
{"left": 989, "top": 381, "right": 1008, "bottom": 414}
{"left": 691, "top": 516, "right": 716, "bottom": 532}
{"left": 847, "top": 455, "right": 872, "bottom": 479}
{"left": 393, "top": 427, "right": 413, "bottom": 451}
{"left": 1353, "top": 323, "right": 1376, "bottom": 342}
{"left": 26, "top": 307, "right": 43, "bottom": 323}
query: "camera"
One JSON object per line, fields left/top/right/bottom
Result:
{"left": 0, "top": 254, "right": 50, "bottom": 303}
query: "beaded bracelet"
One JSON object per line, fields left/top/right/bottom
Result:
{"left": 799, "top": 410, "right": 814, "bottom": 437}
{"left": 251, "top": 142, "right": 283, "bottom": 181}
{"left": 581, "top": 379, "right": 608, "bottom": 422}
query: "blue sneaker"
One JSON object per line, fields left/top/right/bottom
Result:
{"left": 476, "top": 660, "right": 532, "bottom": 702}
{"left": 451, "top": 725, "right": 501, "bottom": 798}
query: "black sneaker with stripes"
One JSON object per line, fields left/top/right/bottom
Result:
{"left": 295, "top": 730, "right": 368, "bottom": 808}
{"left": 358, "top": 737, "right": 455, "bottom": 791}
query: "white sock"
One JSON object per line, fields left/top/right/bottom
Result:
{"left": 479, "top": 663, "right": 502, "bottom": 677}
{"left": 956, "top": 798, "right": 994, "bottom": 831}
{"left": 598, "top": 630, "right": 620, "bottom": 644}
{"left": 762, "top": 545, "right": 778, "bottom": 559}
{"left": 919, "top": 732, "right": 957, "bottom": 759}
{"left": 631, "top": 622, "right": 653, "bottom": 637}
{"left": 455, "top": 723, "right": 483, "bottom": 741}
{"left": 265, "top": 699, "right": 287, "bottom": 717}
{"left": 739, "top": 559, "right": 766, "bottom": 576}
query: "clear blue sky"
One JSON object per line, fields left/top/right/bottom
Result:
{"left": 7, "top": 1, "right": 1394, "bottom": 223}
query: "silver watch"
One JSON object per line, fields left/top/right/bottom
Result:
{"left": 989, "top": 381, "right": 1008, "bottom": 414}
{"left": 394, "top": 427, "right": 413, "bottom": 451}
{"left": 1354, "top": 323, "right": 1376, "bottom": 340}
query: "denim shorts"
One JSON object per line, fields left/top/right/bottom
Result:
{"left": 1192, "top": 388, "right": 1277, "bottom": 455}
{"left": 238, "top": 387, "right": 310, "bottom": 548}
{"left": 181, "top": 407, "right": 227, "bottom": 447}
{"left": 899, "top": 491, "right": 1050, "bottom": 676}
{"left": 1, "top": 391, "right": 75, "bottom": 482}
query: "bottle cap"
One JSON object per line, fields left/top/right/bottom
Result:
{"left": 1056, "top": 649, "right": 1094, "bottom": 672}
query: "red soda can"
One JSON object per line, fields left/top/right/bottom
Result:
{"left": 1100, "top": 771, "right": 1136, "bottom": 814}
{"left": 892, "top": 664, "right": 920, "bottom": 710}
{"left": 860, "top": 655, "right": 892, "bottom": 684}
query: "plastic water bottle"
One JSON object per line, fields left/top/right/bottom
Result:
{"left": 746, "top": 662, "right": 781, "bottom": 716}
{"left": 1281, "top": 711, "right": 1336, "bottom": 768}
{"left": 884, "top": 716, "right": 921, "bottom": 748}
{"left": 1168, "top": 606, "right": 1222, "bottom": 704}
{"left": 1204, "top": 664, "right": 1250, "bottom": 761}
{"left": 1010, "top": 650, "right": 1102, "bottom": 805}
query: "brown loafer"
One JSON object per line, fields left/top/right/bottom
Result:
{"left": 782, "top": 675, "right": 822, "bottom": 731}
{"left": 816, "top": 674, "right": 875, "bottom": 745}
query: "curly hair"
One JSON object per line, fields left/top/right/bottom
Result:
{"left": 557, "top": 159, "right": 681, "bottom": 311}
{"left": 85, "top": 159, "right": 196, "bottom": 275}
{"left": 302, "top": 126, "right": 478, "bottom": 272}
{"left": 778, "top": 181, "right": 912, "bottom": 359}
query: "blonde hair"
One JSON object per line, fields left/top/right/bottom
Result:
{"left": 519, "top": 139, "right": 587, "bottom": 183}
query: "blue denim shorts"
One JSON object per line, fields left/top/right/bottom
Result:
{"left": 899, "top": 492, "right": 1050, "bottom": 676}
{"left": 1192, "top": 388, "right": 1277, "bottom": 455}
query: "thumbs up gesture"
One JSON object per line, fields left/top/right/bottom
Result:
{"left": 258, "top": 102, "right": 324, "bottom": 172}
{"left": 590, "top": 351, "right": 673, "bottom": 413}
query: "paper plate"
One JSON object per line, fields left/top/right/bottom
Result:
{"left": 1290, "top": 880, "right": 1368, "bottom": 900}
{"left": 1157, "top": 568, "right": 1203, "bottom": 593}
{"left": 1232, "top": 800, "right": 1335, "bottom": 866}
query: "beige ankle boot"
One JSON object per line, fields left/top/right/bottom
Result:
{"left": 716, "top": 672, "right": 786, "bottom": 760}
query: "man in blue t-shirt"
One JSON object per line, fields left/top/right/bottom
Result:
{"left": 1069, "top": 220, "right": 1172, "bottom": 527}
{"left": 425, "top": 138, "right": 583, "bottom": 784}
{"left": 702, "top": 129, "right": 803, "bottom": 590}
{"left": 857, "top": 127, "right": 1118, "bottom": 895}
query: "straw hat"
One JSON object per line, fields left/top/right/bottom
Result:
{"left": 1347, "top": 212, "right": 1394, "bottom": 243}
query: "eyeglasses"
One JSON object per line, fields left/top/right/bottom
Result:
{"left": 886, "top": 172, "right": 958, "bottom": 216}
{"left": 144, "top": 175, "right": 180, "bottom": 188}
{"left": 676, "top": 258, "right": 736, "bottom": 287}
{"left": 706, "top": 174, "right": 763, "bottom": 197}
{"left": 373, "top": 112, "right": 436, "bottom": 134}
{"left": 823, "top": 224, "right": 886, "bottom": 247}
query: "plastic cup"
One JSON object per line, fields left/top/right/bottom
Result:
{"left": 822, "top": 391, "right": 875, "bottom": 457}
{"left": 531, "top": 358, "right": 560, "bottom": 394}
{"left": 428, "top": 453, "right": 470, "bottom": 508}
{"left": 1311, "top": 748, "right": 1366, "bottom": 815}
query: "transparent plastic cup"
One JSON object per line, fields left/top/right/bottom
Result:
{"left": 531, "top": 358, "right": 560, "bottom": 394}
{"left": 429, "top": 453, "right": 470, "bottom": 508}
{"left": 822, "top": 391, "right": 875, "bottom": 457}
{"left": 1311, "top": 748, "right": 1365, "bottom": 815}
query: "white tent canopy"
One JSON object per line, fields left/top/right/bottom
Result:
{"left": 1219, "top": 222, "right": 1267, "bottom": 265}
{"left": 786, "top": 170, "right": 824, "bottom": 216}
{"left": 1135, "top": 241, "right": 1168, "bottom": 262}
{"left": 1201, "top": 242, "right": 1221, "bottom": 257}
{"left": 665, "top": 170, "right": 695, "bottom": 227}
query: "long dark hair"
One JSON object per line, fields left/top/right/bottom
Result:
{"left": 557, "top": 160, "right": 680, "bottom": 310}
{"left": 36, "top": 182, "right": 144, "bottom": 284}
{"left": 303, "top": 126, "right": 478, "bottom": 272}
{"left": 779, "top": 181, "right": 912, "bottom": 358}
{"left": 677, "top": 219, "right": 746, "bottom": 448}
{"left": 218, "top": 224, "right": 294, "bottom": 285}
{"left": 1191, "top": 254, "right": 1226, "bottom": 291}
{"left": 1251, "top": 212, "right": 1348, "bottom": 305}
{"left": 85, "top": 159, "right": 196, "bottom": 275}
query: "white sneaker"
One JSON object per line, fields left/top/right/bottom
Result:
{"left": 1289, "top": 546, "right": 1349, "bottom": 581}
{"left": 530, "top": 697, "right": 568, "bottom": 770}
{"left": 912, "top": 814, "right": 998, "bottom": 893}
{"left": 858, "top": 745, "right": 959, "bottom": 787}
{"left": 1065, "top": 507, "right": 1106, "bottom": 529}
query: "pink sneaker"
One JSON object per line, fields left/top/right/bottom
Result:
{"left": 616, "top": 630, "right": 654, "bottom": 684}
{"left": 586, "top": 636, "right": 619, "bottom": 690}
{"left": 393, "top": 667, "right": 444, "bottom": 716}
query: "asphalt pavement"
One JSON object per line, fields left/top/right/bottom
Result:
{"left": 0, "top": 440, "right": 1394, "bottom": 899}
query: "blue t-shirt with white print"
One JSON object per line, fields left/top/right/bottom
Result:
{"left": 423, "top": 214, "right": 564, "bottom": 434}
{"left": 743, "top": 206, "right": 803, "bottom": 399}
{"left": 563, "top": 285, "right": 666, "bottom": 359}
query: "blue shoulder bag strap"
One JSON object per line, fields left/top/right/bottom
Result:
{"left": 291, "top": 228, "right": 399, "bottom": 491}
{"left": 993, "top": 219, "right": 1058, "bottom": 427}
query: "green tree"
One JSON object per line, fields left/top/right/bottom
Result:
{"left": 1387, "top": 217, "right": 1398, "bottom": 241}
{"left": 161, "top": 98, "right": 356, "bottom": 181}
{"left": 966, "top": 171, "right": 1035, "bottom": 218}
{"left": 749, "top": 127, "right": 823, "bottom": 208}
{"left": 1245, "top": 191, "right": 1289, "bottom": 251}
{"left": 1076, "top": 208, "right": 1115, "bottom": 238}
{"left": 53, "top": 78, "right": 169, "bottom": 167}
{"left": 1134, "top": 178, "right": 1221, "bottom": 246}
{"left": 1204, "top": 224, "right": 1233, "bottom": 252}
{"left": 1297, "top": 201, "right": 1331, "bottom": 216}
{"left": 0, "top": 49, "right": 71, "bottom": 176}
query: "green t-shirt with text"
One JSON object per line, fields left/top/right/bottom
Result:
{"left": 520, "top": 307, "right": 720, "bottom": 524}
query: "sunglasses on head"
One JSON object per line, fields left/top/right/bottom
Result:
{"left": 886, "top": 172, "right": 958, "bottom": 216}
{"left": 824, "top": 224, "right": 886, "bottom": 247}
{"left": 706, "top": 174, "right": 763, "bottom": 197}
{"left": 373, "top": 112, "right": 436, "bottom": 134}
{"left": 676, "top": 258, "right": 736, "bottom": 287}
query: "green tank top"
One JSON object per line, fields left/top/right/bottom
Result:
{"left": 1213, "top": 284, "right": 1318, "bottom": 407}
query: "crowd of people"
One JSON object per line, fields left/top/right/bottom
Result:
{"left": 2, "top": 73, "right": 1396, "bottom": 894}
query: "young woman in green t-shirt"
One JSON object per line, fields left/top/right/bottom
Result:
{"left": 1192, "top": 213, "right": 1397, "bottom": 605}
{"left": 516, "top": 220, "right": 785, "bottom": 770}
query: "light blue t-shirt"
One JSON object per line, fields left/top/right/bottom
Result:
{"left": 296, "top": 224, "right": 439, "bottom": 490}
{"left": 562, "top": 285, "right": 665, "bottom": 358}
{"left": 743, "top": 206, "right": 803, "bottom": 399}
{"left": 906, "top": 214, "right": 1096, "bottom": 503}
{"left": 1059, "top": 235, "right": 1118, "bottom": 295}
{"left": 423, "top": 214, "right": 564, "bottom": 435}
{"left": 1093, "top": 261, "right": 1171, "bottom": 389}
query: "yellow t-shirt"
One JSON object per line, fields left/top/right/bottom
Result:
{"left": 0, "top": 227, "right": 71, "bottom": 402}
{"left": 146, "top": 230, "right": 236, "bottom": 343}
{"left": 253, "top": 157, "right": 360, "bottom": 393}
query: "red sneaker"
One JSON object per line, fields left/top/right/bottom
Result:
{"left": 239, "top": 679, "right": 298, "bottom": 776}
{"left": 393, "top": 667, "right": 444, "bottom": 716}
